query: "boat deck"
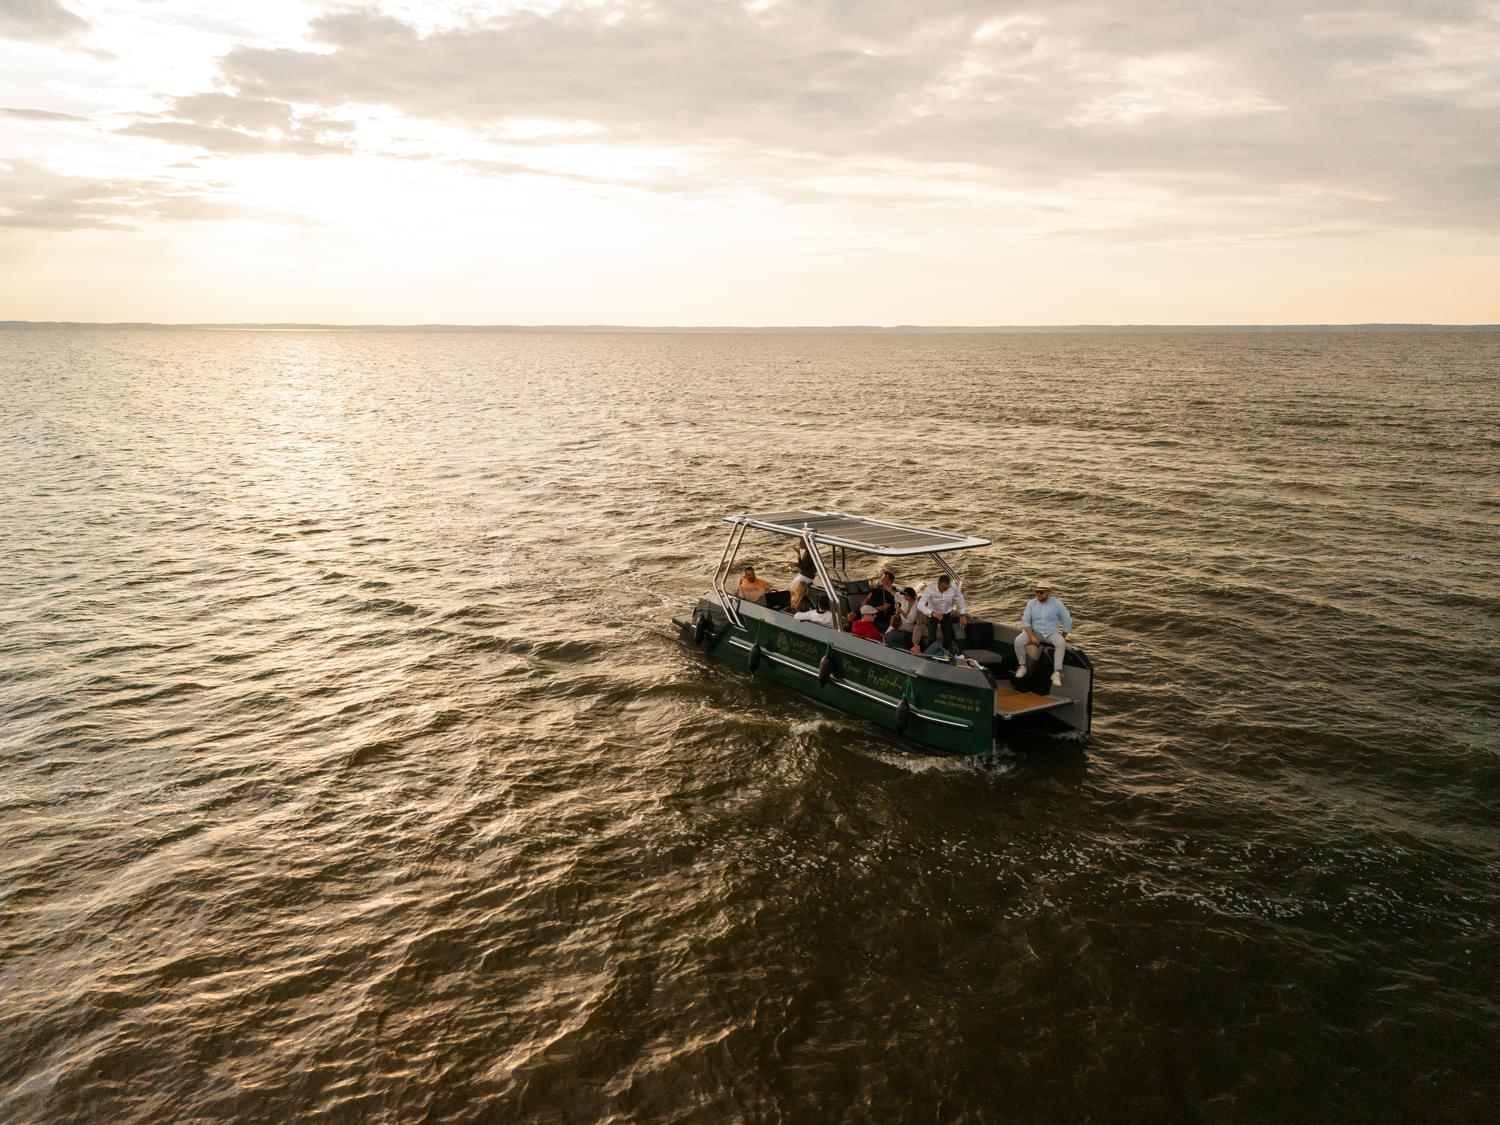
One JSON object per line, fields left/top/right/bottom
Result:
{"left": 995, "top": 686, "right": 1072, "bottom": 719}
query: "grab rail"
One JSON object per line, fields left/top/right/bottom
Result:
{"left": 803, "top": 527, "right": 845, "bottom": 632}
{"left": 711, "top": 521, "right": 747, "bottom": 629}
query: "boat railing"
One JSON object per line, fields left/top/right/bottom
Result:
{"left": 932, "top": 552, "right": 961, "bottom": 588}
{"left": 710, "top": 519, "right": 973, "bottom": 635}
{"left": 712, "top": 522, "right": 852, "bottom": 633}
{"left": 711, "top": 520, "right": 747, "bottom": 629}
{"left": 804, "top": 528, "right": 845, "bottom": 632}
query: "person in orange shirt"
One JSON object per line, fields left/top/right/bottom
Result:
{"left": 737, "top": 564, "right": 773, "bottom": 604}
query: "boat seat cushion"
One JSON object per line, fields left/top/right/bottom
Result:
{"left": 964, "top": 620, "right": 997, "bottom": 649}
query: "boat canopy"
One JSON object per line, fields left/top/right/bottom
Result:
{"left": 725, "top": 509, "right": 990, "bottom": 557}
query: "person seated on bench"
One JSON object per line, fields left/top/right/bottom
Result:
{"left": 916, "top": 574, "right": 968, "bottom": 654}
{"left": 737, "top": 564, "right": 773, "bottom": 605}
{"left": 885, "top": 586, "right": 920, "bottom": 649}
{"left": 784, "top": 573, "right": 814, "bottom": 614}
{"left": 851, "top": 603, "right": 884, "bottom": 642}
{"left": 1014, "top": 578, "right": 1073, "bottom": 688}
{"left": 862, "top": 569, "right": 898, "bottom": 630}
{"left": 794, "top": 593, "right": 834, "bottom": 627}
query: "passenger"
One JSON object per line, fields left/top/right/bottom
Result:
{"left": 794, "top": 593, "right": 834, "bottom": 627}
{"left": 784, "top": 573, "right": 814, "bottom": 614}
{"left": 737, "top": 564, "right": 772, "bottom": 605}
{"left": 899, "top": 587, "right": 938, "bottom": 655}
{"left": 851, "top": 603, "right": 884, "bottom": 642}
{"left": 1014, "top": 578, "right": 1073, "bottom": 688}
{"left": 916, "top": 574, "right": 969, "bottom": 654}
{"left": 909, "top": 593, "right": 936, "bottom": 653}
{"left": 862, "top": 569, "right": 898, "bottom": 629}
{"left": 789, "top": 535, "right": 818, "bottom": 583}
{"left": 884, "top": 586, "right": 921, "bottom": 649}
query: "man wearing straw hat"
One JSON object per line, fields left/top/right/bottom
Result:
{"left": 1014, "top": 579, "right": 1073, "bottom": 688}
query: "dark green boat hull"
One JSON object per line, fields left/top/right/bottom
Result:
{"left": 678, "top": 599, "right": 995, "bottom": 756}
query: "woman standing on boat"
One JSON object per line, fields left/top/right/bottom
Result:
{"left": 790, "top": 535, "right": 817, "bottom": 582}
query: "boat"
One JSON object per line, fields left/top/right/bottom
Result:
{"left": 673, "top": 509, "right": 1094, "bottom": 757}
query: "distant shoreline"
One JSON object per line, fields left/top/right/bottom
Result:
{"left": 2, "top": 321, "right": 1497, "bottom": 333}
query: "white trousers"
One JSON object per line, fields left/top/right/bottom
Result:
{"left": 1014, "top": 630, "right": 1066, "bottom": 674}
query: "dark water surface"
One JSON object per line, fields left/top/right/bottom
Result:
{"left": 2, "top": 328, "right": 1497, "bottom": 1122}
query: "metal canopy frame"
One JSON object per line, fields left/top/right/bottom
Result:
{"left": 724, "top": 509, "right": 990, "bottom": 557}
{"left": 711, "top": 510, "right": 986, "bottom": 631}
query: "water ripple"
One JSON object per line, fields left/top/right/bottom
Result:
{"left": 1, "top": 327, "right": 1497, "bottom": 1122}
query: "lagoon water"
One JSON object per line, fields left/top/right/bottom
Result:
{"left": 1, "top": 326, "right": 1497, "bottom": 1122}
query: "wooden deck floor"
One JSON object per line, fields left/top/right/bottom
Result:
{"left": 994, "top": 688, "right": 1066, "bottom": 715}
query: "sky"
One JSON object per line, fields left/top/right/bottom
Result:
{"left": 1, "top": 0, "right": 1498, "bottom": 325}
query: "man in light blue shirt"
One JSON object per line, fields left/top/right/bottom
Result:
{"left": 1014, "top": 579, "right": 1074, "bottom": 688}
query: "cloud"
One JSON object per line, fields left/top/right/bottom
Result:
{"left": 1, "top": 105, "right": 88, "bottom": 121}
{"left": 118, "top": 91, "right": 357, "bottom": 156}
{"left": 0, "top": 158, "right": 316, "bottom": 231}
{"left": 0, "top": 0, "right": 89, "bottom": 44}
{"left": 151, "top": 0, "right": 1494, "bottom": 236}
{"left": 457, "top": 156, "right": 652, "bottom": 190}
{"left": 118, "top": 119, "right": 352, "bottom": 156}
{"left": 55, "top": 1, "right": 1500, "bottom": 238}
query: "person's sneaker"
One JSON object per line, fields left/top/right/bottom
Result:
{"left": 1015, "top": 665, "right": 1027, "bottom": 678}
{"left": 1051, "top": 671, "right": 1063, "bottom": 688}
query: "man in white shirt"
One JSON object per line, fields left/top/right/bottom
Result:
{"left": 916, "top": 574, "right": 968, "bottom": 654}
{"left": 1014, "top": 579, "right": 1073, "bottom": 688}
{"left": 794, "top": 593, "right": 834, "bottom": 627}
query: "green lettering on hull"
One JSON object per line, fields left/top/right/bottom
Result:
{"left": 771, "top": 629, "right": 824, "bottom": 664}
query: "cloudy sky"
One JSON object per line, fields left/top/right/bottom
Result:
{"left": 2, "top": 0, "right": 1497, "bottom": 324}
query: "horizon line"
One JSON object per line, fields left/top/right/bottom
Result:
{"left": 3, "top": 321, "right": 1498, "bottom": 333}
